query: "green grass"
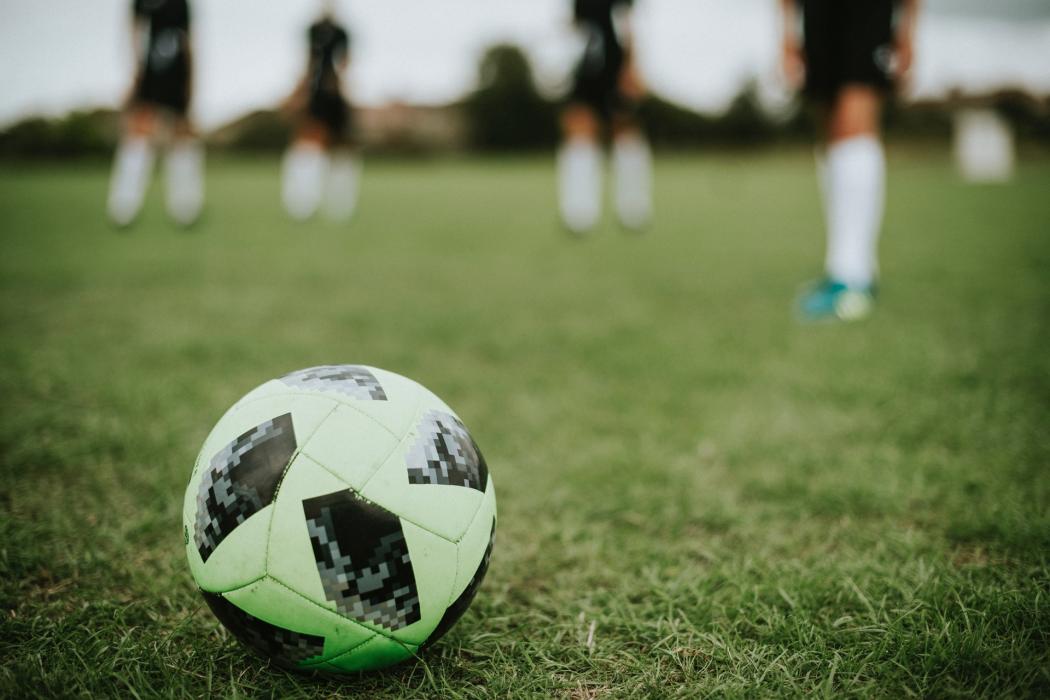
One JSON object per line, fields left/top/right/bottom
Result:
{"left": 1, "top": 149, "right": 1048, "bottom": 698}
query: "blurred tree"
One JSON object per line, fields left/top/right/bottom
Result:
{"left": 641, "top": 81, "right": 812, "bottom": 148}
{"left": 1, "top": 73, "right": 1043, "bottom": 160}
{"left": 992, "top": 91, "right": 1050, "bottom": 141}
{"left": 463, "top": 45, "right": 558, "bottom": 151}
{"left": 209, "top": 110, "right": 289, "bottom": 153}
{"left": 0, "top": 110, "right": 117, "bottom": 159}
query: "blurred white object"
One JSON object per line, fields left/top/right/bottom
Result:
{"left": 325, "top": 152, "right": 361, "bottom": 222}
{"left": 282, "top": 142, "right": 329, "bottom": 221}
{"left": 953, "top": 109, "right": 1015, "bottom": 183}
{"left": 558, "top": 138, "right": 602, "bottom": 233}
{"left": 165, "top": 139, "right": 205, "bottom": 226}
{"left": 107, "top": 137, "right": 155, "bottom": 227}
{"left": 612, "top": 133, "right": 652, "bottom": 231}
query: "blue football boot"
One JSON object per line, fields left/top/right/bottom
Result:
{"left": 796, "top": 278, "right": 877, "bottom": 323}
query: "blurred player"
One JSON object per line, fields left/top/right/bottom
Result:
{"left": 108, "top": 0, "right": 203, "bottom": 228}
{"left": 558, "top": 0, "right": 652, "bottom": 234}
{"left": 781, "top": 0, "right": 920, "bottom": 321}
{"left": 281, "top": 1, "right": 359, "bottom": 222}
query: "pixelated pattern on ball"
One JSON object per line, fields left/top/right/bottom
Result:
{"left": 194, "top": 413, "right": 297, "bottom": 562}
{"left": 201, "top": 590, "right": 325, "bottom": 667}
{"left": 280, "top": 365, "right": 387, "bottom": 401}
{"left": 405, "top": 410, "right": 488, "bottom": 492}
{"left": 303, "top": 490, "right": 421, "bottom": 631}
{"left": 423, "top": 518, "right": 496, "bottom": 649}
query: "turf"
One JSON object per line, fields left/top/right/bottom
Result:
{"left": 1, "top": 149, "right": 1048, "bottom": 698}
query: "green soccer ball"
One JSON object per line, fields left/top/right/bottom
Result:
{"left": 183, "top": 365, "right": 496, "bottom": 673}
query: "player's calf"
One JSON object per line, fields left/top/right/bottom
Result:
{"left": 165, "top": 139, "right": 205, "bottom": 227}
{"left": 282, "top": 141, "right": 329, "bottom": 221}
{"left": 107, "top": 136, "right": 155, "bottom": 228}
{"left": 612, "top": 130, "right": 652, "bottom": 232}
{"left": 324, "top": 151, "right": 360, "bottom": 223}
{"left": 558, "top": 137, "right": 602, "bottom": 234}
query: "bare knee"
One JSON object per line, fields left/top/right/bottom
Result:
{"left": 562, "top": 104, "right": 600, "bottom": 142}
{"left": 126, "top": 106, "right": 158, "bottom": 138}
{"left": 826, "top": 85, "right": 882, "bottom": 143}
{"left": 171, "top": 117, "right": 196, "bottom": 140}
{"left": 294, "top": 119, "right": 334, "bottom": 149}
{"left": 612, "top": 121, "right": 643, "bottom": 142}
{"left": 610, "top": 108, "right": 644, "bottom": 141}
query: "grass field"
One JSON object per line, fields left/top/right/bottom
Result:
{"left": 1, "top": 149, "right": 1048, "bottom": 698}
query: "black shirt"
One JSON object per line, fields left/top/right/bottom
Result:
{"left": 575, "top": 0, "right": 633, "bottom": 42}
{"left": 133, "top": 0, "right": 190, "bottom": 77}
{"left": 308, "top": 18, "right": 350, "bottom": 97}
{"left": 574, "top": 0, "right": 633, "bottom": 76}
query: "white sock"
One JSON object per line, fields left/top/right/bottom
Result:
{"left": 613, "top": 132, "right": 652, "bottom": 230}
{"left": 282, "top": 142, "right": 329, "bottom": 221}
{"left": 557, "top": 138, "right": 601, "bottom": 233}
{"left": 165, "top": 139, "right": 204, "bottom": 226}
{"left": 824, "top": 135, "right": 885, "bottom": 288}
{"left": 325, "top": 151, "right": 361, "bottom": 222}
{"left": 107, "top": 136, "right": 154, "bottom": 226}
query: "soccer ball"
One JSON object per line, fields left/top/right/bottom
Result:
{"left": 183, "top": 365, "right": 496, "bottom": 673}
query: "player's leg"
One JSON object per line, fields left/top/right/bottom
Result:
{"left": 823, "top": 85, "right": 885, "bottom": 290}
{"left": 557, "top": 104, "right": 602, "bottom": 234}
{"left": 322, "top": 102, "right": 360, "bottom": 223}
{"left": 282, "top": 120, "right": 331, "bottom": 221}
{"left": 796, "top": 0, "right": 893, "bottom": 321}
{"left": 108, "top": 107, "right": 157, "bottom": 227}
{"left": 799, "top": 88, "right": 883, "bottom": 321}
{"left": 611, "top": 115, "right": 652, "bottom": 231}
{"left": 165, "top": 116, "right": 205, "bottom": 227}
{"left": 325, "top": 148, "right": 360, "bottom": 222}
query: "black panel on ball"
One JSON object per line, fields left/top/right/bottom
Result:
{"left": 201, "top": 590, "right": 325, "bottom": 668}
{"left": 302, "top": 489, "right": 422, "bottom": 631}
{"left": 194, "top": 413, "right": 297, "bottom": 562}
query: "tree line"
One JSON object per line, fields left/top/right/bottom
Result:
{"left": 2, "top": 44, "right": 1047, "bottom": 159}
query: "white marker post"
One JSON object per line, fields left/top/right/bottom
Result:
{"left": 953, "top": 108, "right": 1015, "bottom": 183}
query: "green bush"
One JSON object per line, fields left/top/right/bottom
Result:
{"left": 0, "top": 110, "right": 118, "bottom": 159}
{"left": 463, "top": 45, "right": 559, "bottom": 151}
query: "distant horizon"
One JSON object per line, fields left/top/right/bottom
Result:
{"left": 9, "top": 78, "right": 1049, "bottom": 141}
{"left": 1, "top": 0, "right": 1049, "bottom": 130}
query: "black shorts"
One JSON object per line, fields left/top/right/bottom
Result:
{"left": 801, "top": 0, "right": 897, "bottom": 101}
{"left": 134, "top": 68, "right": 189, "bottom": 115}
{"left": 307, "top": 90, "right": 351, "bottom": 142}
{"left": 569, "top": 52, "right": 634, "bottom": 123}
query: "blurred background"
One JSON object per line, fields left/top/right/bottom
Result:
{"left": 3, "top": 2, "right": 1049, "bottom": 695}
{"left": 1, "top": 0, "right": 1048, "bottom": 158}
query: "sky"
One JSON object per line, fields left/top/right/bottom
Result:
{"left": 1, "top": 0, "right": 1049, "bottom": 130}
